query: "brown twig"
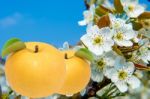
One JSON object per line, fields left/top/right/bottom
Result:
{"left": 84, "top": 0, "right": 90, "bottom": 10}
{"left": 0, "top": 85, "right": 2, "bottom": 99}
{"left": 81, "top": 78, "right": 111, "bottom": 98}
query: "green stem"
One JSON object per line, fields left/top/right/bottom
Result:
{"left": 110, "top": 93, "right": 126, "bottom": 98}
{"left": 107, "top": 87, "right": 118, "bottom": 96}
{"left": 102, "top": 84, "right": 116, "bottom": 97}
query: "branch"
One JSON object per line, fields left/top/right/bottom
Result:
{"left": 0, "top": 85, "right": 2, "bottom": 99}
{"left": 84, "top": 0, "right": 90, "bottom": 10}
{"left": 82, "top": 78, "right": 111, "bottom": 98}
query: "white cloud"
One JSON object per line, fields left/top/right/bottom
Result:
{"left": 0, "top": 12, "right": 22, "bottom": 28}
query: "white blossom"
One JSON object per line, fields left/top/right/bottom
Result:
{"left": 109, "top": 14, "right": 126, "bottom": 29}
{"left": 109, "top": 15, "right": 137, "bottom": 47}
{"left": 107, "top": 57, "right": 141, "bottom": 92}
{"left": 91, "top": 51, "right": 117, "bottom": 82}
{"left": 121, "top": 0, "right": 145, "bottom": 17}
{"left": 78, "top": 5, "right": 95, "bottom": 26}
{"left": 81, "top": 25, "right": 114, "bottom": 55}
{"left": 138, "top": 40, "right": 150, "bottom": 64}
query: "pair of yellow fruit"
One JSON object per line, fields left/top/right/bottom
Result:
{"left": 5, "top": 42, "right": 91, "bottom": 98}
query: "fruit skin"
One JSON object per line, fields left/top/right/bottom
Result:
{"left": 5, "top": 42, "right": 66, "bottom": 98}
{"left": 58, "top": 50, "right": 91, "bottom": 95}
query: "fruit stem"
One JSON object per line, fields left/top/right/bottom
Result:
{"left": 65, "top": 53, "right": 68, "bottom": 59}
{"left": 64, "top": 53, "right": 74, "bottom": 59}
{"left": 34, "top": 45, "right": 39, "bottom": 53}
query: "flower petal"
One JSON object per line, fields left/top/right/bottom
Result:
{"left": 105, "top": 51, "right": 117, "bottom": 67}
{"left": 104, "top": 67, "right": 116, "bottom": 79}
{"left": 63, "top": 42, "right": 70, "bottom": 50}
{"left": 78, "top": 20, "right": 87, "bottom": 26}
{"left": 81, "top": 34, "right": 93, "bottom": 47}
{"left": 123, "top": 25, "right": 137, "bottom": 40}
{"left": 89, "top": 4, "right": 95, "bottom": 13}
{"left": 111, "top": 70, "right": 119, "bottom": 83}
{"left": 91, "top": 70, "right": 104, "bottom": 82}
{"left": 102, "top": 40, "right": 114, "bottom": 52}
{"left": 127, "top": 76, "right": 141, "bottom": 89}
{"left": 89, "top": 46, "right": 103, "bottom": 56}
{"left": 117, "top": 40, "right": 133, "bottom": 47}
{"left": 115, "top": 81, "right": 128, "bottom": 92}
{"left": 114, "top": 56, "right": 125, "bottom": 69}
{"left": 100, "top": 27, "right": 113, "bottom": 39}
{"left": 87, "top": 25, "right": 100, "bottom": 36}
{"left": 124, "top": 62, "right": 135, "bottom": 75}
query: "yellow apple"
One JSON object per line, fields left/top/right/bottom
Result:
{"left": 58, "top": 50, "right": 91, "bottom": 95}
{"left": 5, "top": 42, "right": 66, "bottom": 98}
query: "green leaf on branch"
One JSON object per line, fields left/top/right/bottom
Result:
{"left": 138, "top": 12, "right": 150, "bottom": 19}
{"left": 95, "top": 5, "right": 112, "bottom": 16}
{"left": 1, "top": 38, "right": 26, "bottom": 58}
{"left": 114, "top": 0, "right": 124, "bottom": 14}
{"left": 75, "top": 48, "right": 94, "bottom": 62}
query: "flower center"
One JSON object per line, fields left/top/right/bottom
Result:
{"left": 118, "top": 71, "right": 128, "bottom": 80}
{"left": 140, "top": 47, "right": 148, "bottom": 54}
{"left": 115, "top": 32, "right": 124, "bottom": 41}
{"left": 96, "top": 59, "right": 106, "bottom": 69}
{"left": 128, "top": 5, "right": 134, "bottom": 12}
{"left": 114, "top": 22, "right": 120, "bottom": 28}
{"left": 93, "top": 36, "right": 104, "bottom": 45}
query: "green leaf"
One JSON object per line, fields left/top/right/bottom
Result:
{"left": 138, "top": 12, "right": 150, "bottom": 19}
{"left": 1, "top": 38, "right": 26, "bottom": 58}
{"left": 75, "top": 48, "right": 94, "bottom": 62}
{"left": 114, "top": 0, "right": 124, "bottom": 13}
{"left": 2, "top": 38, "right": 21, "bottom": 51}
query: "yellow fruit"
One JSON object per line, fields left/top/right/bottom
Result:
{"left": 58, "top": 50, "right": 91, "bottom": 95}
{"left": 5, "top": 42, "right": 66, "bottom": 98}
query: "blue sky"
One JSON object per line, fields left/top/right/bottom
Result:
{"left": 0, "top": 0, "right": 150, "bottom": 51}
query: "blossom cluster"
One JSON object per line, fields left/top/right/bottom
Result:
{"left": 77, "top": 0, "right": 150, "bottom": 98}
